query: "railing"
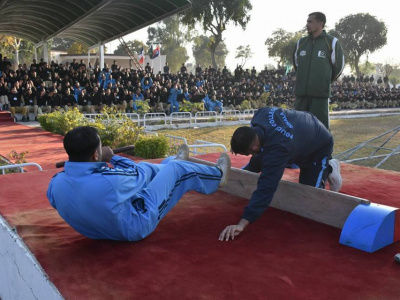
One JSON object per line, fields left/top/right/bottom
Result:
{"left": 190, "top": 140, "right": 227, "bottom": 155}
{"left": 165, "top": 135, "right": 188, "bottom": 148}
{"left": 0, "top": 163, "right": 43, "bottom": 175}
{"left": 220, "top": 109, "right": 243, "bottom": 122}
{"left": 81, "top": 109, "right": 258, "bottom": 129}
{"left": 170, "top": 112, "right": 192, "bottom": 125}
{"left": 194, "top": 111, "right": 218, "bottom": 124}
{"left": 143, "top": 113, "right": 167, "bottom": 127}
{"left": 144, "top": 130, "right": 158, "bottom": 136}
{"left": 164, "top": 135, "right": 227, "bottom": 156}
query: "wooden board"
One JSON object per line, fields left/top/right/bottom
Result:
{"left": 189, "top": 157, "right": 370, "bottom": 229}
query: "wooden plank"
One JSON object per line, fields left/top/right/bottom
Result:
{"left": 189, "top": 157, "right": 370, "bottom": 229}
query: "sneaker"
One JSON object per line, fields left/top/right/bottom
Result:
{"left": 175, "top": 144, "right": 189, "bottom": 161}
{"left": 395, "top": 253, "right": 400, "bottom": 263}
{"left": 328, "top": 159, "right": 342, "bottom": 192}
{"left": 14, "top": 116, "right": 17, "bottom": 122}
{"left": 216, "top": 152, "right": 231, "bottom": 188}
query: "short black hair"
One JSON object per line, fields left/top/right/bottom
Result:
{"left": 231, "top": 126, "right": 256, "bottom": 155}
{"left": 309, "top": 12, "right": 326, "bottom": 27}
{"left": 63, "top": 126, "right": 100, "bottom": 162}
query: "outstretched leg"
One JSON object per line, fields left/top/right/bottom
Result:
{"left": 140, "top": 160, "right": 221, "bottom": 220}
{"left": 136, "top": 153, "right": 230, "bottom": 238}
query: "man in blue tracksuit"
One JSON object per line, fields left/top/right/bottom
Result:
{"left": 167, "top": 83, "right": 182, "bottom": 114}
{"left": 47, "top": 126, "right": 231, "bottom": 241}
{"left": 219, "top": 107, "right": 342, "bottom": 241}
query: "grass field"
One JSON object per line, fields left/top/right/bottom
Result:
{"left": 157, "top": 115, "right": 400, "bottom": 172}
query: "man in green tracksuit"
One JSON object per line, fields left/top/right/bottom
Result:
{"left": 293, "top": 12, "right": 344, "bottom": 129}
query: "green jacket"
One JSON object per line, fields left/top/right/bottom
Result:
{"left": 293, "top": 30, "right": 344, "bottom": 98}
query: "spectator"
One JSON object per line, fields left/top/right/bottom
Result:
{"left": 167, "top": 82, "right": 182, "bottom": 115}
{"left": 9, "top": 86, "right": 28, "bottom": 121}
{"left": 163, "top": 62, "right": 170, "bottom": 75}
{"left": 62, "top": 88, "right": 77, "bottom": 112}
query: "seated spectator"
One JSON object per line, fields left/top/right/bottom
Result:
{"left": 9, "top": 86, "right": 28, "bottom": 121}
{"left": 141, "top": 74, "right": 153, "bottom": 91}
{"left": 104, "top": 88, "right": 116, "bottom": 108}
{"left": 24, "top": 87, "right": 37, "bottom": 121}
{"left": 167, "top": 83, "right": 182, "bottom": 115}
{"left": 78, "top": 89, "right": 92, "bottom": 113}
{"left": 63, "top": 88, "right": 78, "bottom": 112}
{"left": 204, "top": 95, "right": 222, "bottom": 113}
{"left": 0, "top": 79, "right": 9, "bottom": 111}
{"left": 36, "top": 89, "right": 52, "bottom": 116}
{"left": 159, "top": 87, "right": 169, "bottom": 113}
{"left": 131, "top": 88, "right": 144, "bottom": 111}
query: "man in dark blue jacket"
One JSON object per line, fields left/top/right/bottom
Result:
{"left": 219, "top": 107, "right": 342, "bottom": 241}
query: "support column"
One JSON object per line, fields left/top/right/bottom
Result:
{"left": 99, "top": 44, "right": 104, "bottom": 71}
{"left": 34, "top": 48, "right": 37, "bottom": 61}
{"left": 42, "top": 42, "right": 48, "bottom": 63}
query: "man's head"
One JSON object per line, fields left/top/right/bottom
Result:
{"left": 307, "top": 12, "right": 325, "bottom": 37}
{"left": 230, "top": 126, "right": 260, "bottom": 156}
{"left": 63, "top": 126, "right": 101, "bottom": 162}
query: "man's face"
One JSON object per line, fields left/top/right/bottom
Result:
{"left": 306, "top": 15, "right": 323, "bottom": 36}
{"left": 241, "top": 136, "right": 261, "bottom": 156}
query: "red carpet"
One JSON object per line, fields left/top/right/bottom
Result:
{"left": 0, "top": 122, "right": 66, "bottom": 170}
{"left": 1, "top": 122, "right": 400, "bottom": 299}
{"left": 0, "top": 111, "right": 14, "bottom": 123}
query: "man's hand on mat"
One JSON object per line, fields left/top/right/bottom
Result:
{"left": 219, "top": 219, "right": 249, "bottom": 241}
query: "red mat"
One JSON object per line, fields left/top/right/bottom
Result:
{"left": 0, "top": 122, "right": 66, "bottom": 170}
{"left": 0, "top": 111, "right": 14, "bottom": 122}
{"left": 1, "top": 123, "right": 400, "bottom": 299}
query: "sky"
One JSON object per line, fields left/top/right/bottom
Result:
{"left": 106, "top": 0, "right": 399, "bottom": 73}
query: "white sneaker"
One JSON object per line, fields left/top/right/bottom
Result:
{"left": 216, "top": 152, "right": 231, "bottom": 188}
{"left": 328, "top": 159, "right": 342, "bottom": 192}
{"left": 175, "top": 144, "right": 189, "bottom": 161}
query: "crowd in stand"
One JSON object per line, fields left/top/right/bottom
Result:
{"left": 0, "top": 52, "right": 399, "bottom": 122}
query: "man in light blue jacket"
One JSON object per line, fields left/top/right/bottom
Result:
{"left": 47, "top": 126, "right": 230, "bottom": 241}
{"left": 167, "top": 82, "right": 182, "bottom": 114}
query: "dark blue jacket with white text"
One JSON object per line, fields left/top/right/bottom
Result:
{"left": 242, "top": 107, "right": 333, "bottom": 222}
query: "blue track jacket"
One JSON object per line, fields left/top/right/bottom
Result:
{"left": 242, "top": 107, "right": 332, "bottom": 223}
{"left": 47, "top": 156, "right": 161, "bottom": 241}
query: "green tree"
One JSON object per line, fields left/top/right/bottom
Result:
{"left": 265, "top": 29, "right": 303, "bottom": 66}
{"left": 358, "top": 61, "right": 376, "bottom": 76}
{"left": 235, "top": 45, "right": 252, "bottom": 68}
{"left": 114, "top": 40, "right": 148, "bottom": 56}
{"left": 331, "top": 13, "right": 387, "bottom": 77}
{"left": 382, "top": 60, "right": 400, "bottom": 77}
{"left": 192, "top": 35, "right": 228, "bottom": 68}
{"left": 67, "top": 42, "right": 88, "bottom": 54}
{"left": 389, "top": 68, "right": 400, "bottom": 86}
{"left": 181, "top": 0, "right": 252, "bottom": 69}
{"left": 389, "top": 76, "right": 399, "bottom": 87}
{"left": 0, "top": 35, "right": 36, "bottom": 66}
{"left": 147, "top": 15, "right": 190, "bottom": 72}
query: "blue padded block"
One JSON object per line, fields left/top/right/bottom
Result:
{"left": 339, "top": 203, "right": 396, "bottom": 253}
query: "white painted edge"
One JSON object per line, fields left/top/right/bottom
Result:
{"left": 0, "top": 214, "right": 64, "bottom": 300}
